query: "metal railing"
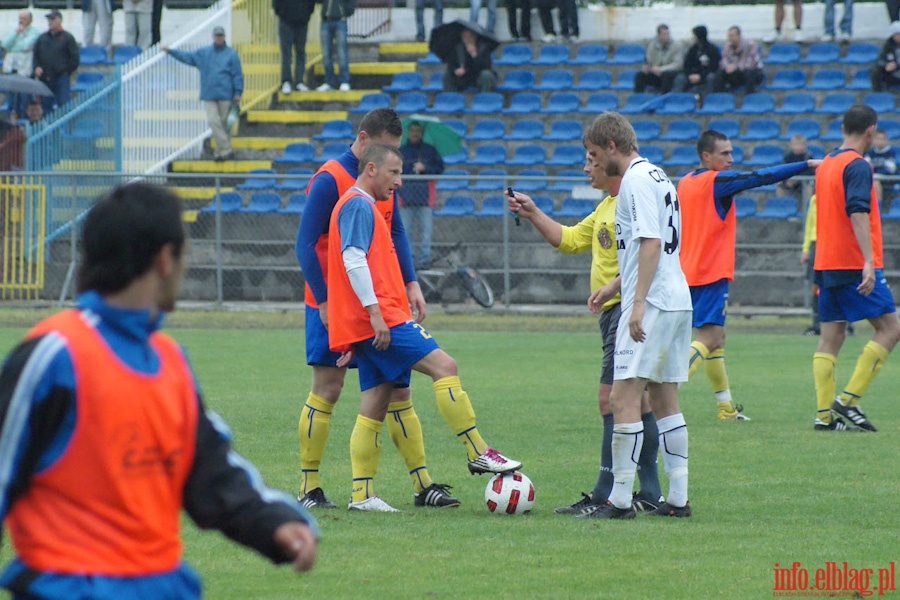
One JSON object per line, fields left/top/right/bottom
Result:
{"left": 349, "top": 0, "right": 392, "bottom": 38}
{"left": 0, "top": 176, "right": 46, "bottom": 300}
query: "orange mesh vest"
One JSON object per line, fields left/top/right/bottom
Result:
{"left": 6, "top": 310, "right": 198, "bottom": 575}
{"left": 677, "top": 170, "right": 736, "bottom": 286}
{"left": 814, "top": 150, "right": 882, "bottom": 271}
{"left": 327, "top": 191, "right": 411, "bottom": 350}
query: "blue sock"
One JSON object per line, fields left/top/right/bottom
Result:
{"left": 636, "top": 410, "right": 662, "bottom": 501}
{"left": 591, "top": 414, "right": 614, "bottom": 504}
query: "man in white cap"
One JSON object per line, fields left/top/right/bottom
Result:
{"left": 871, "top": 22, "right": 900, "bottom": 91}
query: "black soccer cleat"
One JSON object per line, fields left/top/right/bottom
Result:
{"left": 298, "top": 487, "right": 338, "bottom": 509}
{"left": 582, "top": 501, "right": 636, "bottom": 520}
{"left": 555, "top": 492, "right": 596, "bottom": 515}
{"left": 632, "top": 491, "right": 663, "bottom": 513}
{"left": 649, "top": 501, "right": 692, "bottom": 518}
{"left": 814, "top": 416, "right": 853, "bottom": 431}
{"left": 831, "top": 399, "right": 877, "bottom": 432}
{"left": 414, "top": 483, "right": 461, "bottom": 508}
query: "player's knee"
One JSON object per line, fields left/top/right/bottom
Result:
{"left": 433, "top": 353, "right": 458, "bottom": 378}
{"left": 391, "top": 386, "right": 412, "bottom": 402}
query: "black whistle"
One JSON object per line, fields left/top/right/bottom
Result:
{"left": 507, "top": 186, "right": 521, "bottom": 226}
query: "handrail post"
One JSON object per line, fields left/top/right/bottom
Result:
{"left": 214, "top": 175, "right": 223, "bottom": 305}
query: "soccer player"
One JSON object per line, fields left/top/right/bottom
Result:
{"left": 0, "top": 183, "right": 318, "bottom": 598}
{"left": 812, "top": 104, "right": 900, "bottom": 432}
{"left": 507, "top": 151, "right": 663, "bottom": 516}
{"left": 327, "top": 144, "right": 521, "bottom": 511}
{"left": 578, "top": 112, "right": 693, "bottom": 520}
{"left": 678, "top": 130, "right": 820, "bottom": 420}
{"left": 295, "top": 108, "right": 458, "bottom": 509}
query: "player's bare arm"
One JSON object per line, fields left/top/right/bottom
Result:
{"left": 367, "top": 304, "right": 391, "bottom": 349}
{"left": 849, "top": 212, "right": 876, "bottom": 295}
{"left": 509, "top": 191, "right": 563, "bottom": 247}
{"left": 406, "top": 281, "right": 427, "bottom": 323}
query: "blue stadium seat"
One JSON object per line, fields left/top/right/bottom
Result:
{"left": 514, "top": 169, "right": 548, "bottom": 192}
{"left": 383, "top": 71, "right": 422, "bottom": 92}
{"left": 236, "top": 168, "right": 277, "bottom": 190}
{"left": 471, "top": 169, "right": 507, "bottom": 191}
{"left": 665, "top": 145, "right": 698, "bottom": 167}
{"left": 468, "top": 119, "right": 506, "bottom": 140}
{"left": 782, "top": 118, "right": 820, "bottom": 140}
{"left": 801, "top": 42, "right": 840, "bottom": 64}
{"left": 883, "top": 197, "right": 900, "bottom": 220}
{"left": 707, "top": 118, "right": 740, "bottom": 139}
{"left": 742, "top": 118, "right": 781, "bottom": 141}
{"left": 822, "top": 118, "right": 843, "bottom": 141}
{"left": 757, "top": 196, "right": 800, "bottom": 219}
{"left": 579, "top": 92, "right": 618, "bottom": 113}
{"left": 422, "top": 71, "right": 443, "bottom": 92}
{"left": 80, "top": 45, "right": 107, "bottom": 65}
{"left": 656, "top": 93, "right": 696, "bottom": 114}
{"left": 640, "top": 144, "right": 665, "bottom": 165}
{"left": 632, "top": 119, "right": 661, "bottom": 141}
{"left": 697, "top": 93, "right": 736, "bottom": 115}
{"left": 540, "top": 92, "right": 580, "bottom": 114}
{"left": 242, "top": 192, "right": 281, "bottom": 213}
{"left": 807, "top": 144, "right": 826, "bottom": 159}
{"left": 610, "top": 69, "right": 637, "bottom": 90}
{"left": 766, "top": 69, "right": 805, "bottom": 90}
{"left": 506, "top": 92, "right": 542, "bottom": 114}
{"left": 276, "top": 167, "right": 314, "bottom": 191}
{"left": 495, "top": 44, "right": 532, "bottom": 66}
{"left": 847, "top": 68, "right": 872, "bottom": 91}
{"left": 72, "top": 72, "right": 104, "bottom": 93}
{"left": 535, "top": 69, "right": 574, "bottom": 91}
{"left": 418, "top": 52, "right": 441, "bottom": 65}
{"left": 734, "top": 196, "right": 757, "bottom": 218}
{"left": 427, "top": 92, "right": 466, "bottom": 113}
{"left": 62, "top": 118, "right": 104, "bottom": 139}
{"left": 351, "top": 92, "right": 389, "bottom": 113}
{"left": 476, "top": 195, "right": 506, "bottom": 216}
{"left": 863, "top": 92, "right": 896, "bottom": 113}
{"left": 442, "top": 145, "right": 468, "bottom": 165}
{"left": 620, "top": 93, "right": 655, "bottom": 114}
{"left": 544, "top": 119, "right": 582, "bottom": 141}
{"left": 279, "top": 193, "right": 307, "bottom": 214}
{"left": 879, "top": 119, "right": 900, "bottom": 139}
{"left": 497, "top": 70, "right": 535, "bottom": 92}
{"left": 736, "top": 93, "right": 776, "bottom": 114}
{"left": 607, "top": 44, "right": 645, "bottom": 64}
{"left": 775, "top": 92, "right": 816, "bottom": 115}
{"left": 568, "top": 44, "right": 608, "bottom": 65}
{"left": 661, "top": 119, "right": 701, "bottom": 142}
{"left": 394, "top": 92, "right": 428, "bottom": 113}
{"left": 555, "top": 198, "right": 594, "bottom": 217}
{"left": 532, "top": 44, "right": 570, "bottom": 65}
{"left": 506, "top": 144, "right": 546, "bottom": 166}
{"left": 814, "top": 92, "right": 855, "bottom": 115}
{"left": 317, "top": 142, "right": 347, "bottom": 162}
{"left": 573, "top": 70, "right": 612, "bottom": 91}
{"left": 841, "top": 42, "right": 880, "bottom": 64}
{"left": 547, "top": 169, "right": 585, "bottom": 192}
{"left": 274, "top": 142, "right": 316, "bottom": 164}
{"left": 442, "top": 119, "right": 467, "bottom": 138}
{"left": 313, "top": 119, "right": 354, "bottom": 140}
{"left": 468, "top": 92, "right": 503, "bottom": 114}
{"left": 111, "top": 45, "right": 141, "bottom": 64}
{"left": 201, "top": 192, "right": 243, "bottom": 213}
{"left": 436, "top": 169, "right": 470, "bottom": 191}
{"left": 807, "top": 69, "right": 845, "bottom": 90}
{"left": 505, "top": 119, "right": 543, "bottom": 140}
{"left": 744, "top": 144, "right": 784, "bottom": 166}
{"left": 470, "top": 144, "right": 507, "bottom": 165}
{"left": 532, "top": 195, "right": 555, "bottom": 214}
{"left": 546, "top": 145, "right": 584, "bottom": 166}
{"left": 731, "top": 145, "right": 745, "bottom": 164}
{"left": 434, "top": 195, "right": 476, "bottom": 216}
{"left": 765, "top": 42, "right": 801, "bottom": 64}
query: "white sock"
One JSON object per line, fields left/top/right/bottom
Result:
{"left": 608, "top": 422, "right": 643, "bottom": 510}
{"left": 657, "top": 413, "right": 689, "bottom": 508}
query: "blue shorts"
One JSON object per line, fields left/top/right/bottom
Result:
{"left": 818, "top": 270, "right": 896, "bottom": 323}
{"left": 305, "top": 305, "right": 357, "bottom": 368}
{"left": 354, "top": 320, "right": 440, "bottom": 391}
{"left": 690, "top": 279, "right": 729, "bottom": 328}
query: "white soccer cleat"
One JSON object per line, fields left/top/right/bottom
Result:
{"left": 348, "top": 496, "right": 400, "bottom": 512}
{"left": 467, "top": 447, "right": 522, "bottom": 475}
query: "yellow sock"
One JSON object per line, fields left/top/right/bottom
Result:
{"left": 350, "top": 414, "right": 383, "bottom": 503}
{"left": 840, "top": 341, "right": 889, "bottom": 407}
{"left": 386, "top": 399, "right": 433, "bottom": 493}
{"left": 813, "top": 352, "right": 837, "bottom": 423}
{"left": 688, "top": 341, "right": 710, "bottom": 379}
{"left": 298, "top": 392, "right": 334, "bottom": 495}
{"left": 705, "top": 348, "right": 733, "bottom": 405}
{"left": 434, "top": 375, "right": 487, "bottom": 460}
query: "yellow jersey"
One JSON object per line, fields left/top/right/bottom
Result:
{"left": 557, "top": 195, "right": 621, "bottom": 311}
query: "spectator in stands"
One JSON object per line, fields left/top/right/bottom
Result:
{"left": 865, "top": 128, "right": 897, "bottom": 203}
{"left": 871, "top": 21, "right": 900, "bottom": 92}
{"left": 162, "top": 26, "right": 244, "bottom": 162}
{"left": 713, "top": 25, "right": 764, "bottom": 94}
{"left": 887, "top": 0, "right": 900, "bottom": 22}
{"left": 0, "top": 115, "right": 25, "bottom": 171}
{"left": 398, "top": 121, "right": 443, "bottom": 269}
{"left": 317, "top": 0, "right": 354, "bottom": 92}
{"left": 674, "top": 25, "right": 720, "bottom": 97}
{"left": 822, "top": 0, "right": 853, "bottom": 42}
{"left": 275, "top": 0, "right": 315, "bottom": 93}
{"left": 82, "top": 0, "right": 113, "bottom": 53}
{"left": 152, "top": 0, "right": 164, "bottom": 45}
{"left": 778, "top": 134, "right": 813, "bottom": 201}
{"left": 505, "top": 0, "right": 531, "bottom": 42}
{"left": 634, "top": 24, "right": 682, "bottom": 94}
{"left": 414, "top": 0, "right": 442, "bottom": 42}
{"left": 763, "top": 0, "right": 804, "bottom": 42}
{"left": 442, "top": 28, "right": 497, "bottom": 92}
{"left": 535, "top": 0, "right": 557, "bottom": 43}
{"left": 1, "top": 10, "right": 41, "bottom": 117}
{"left": 124, "top": 0, "right": 152, "bottom": 49}
{"left": 558, "top": 0, "right": 579, "bottom": 42}
{"left": 469, "top": 0, "right": 497, "bottom": 35}
{"left": 32, "top": 10, "right": 79, "bottom": 114}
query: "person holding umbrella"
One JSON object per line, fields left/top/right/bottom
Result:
{"left": 398, "top": 120, "right": 444, "bottom": 269}
{"left": 431, "top": 20, "right": 498, "bottom": 92}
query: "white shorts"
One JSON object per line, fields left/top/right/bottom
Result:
{"left": 613, "top": 303, "right": 692, "bottom": 383}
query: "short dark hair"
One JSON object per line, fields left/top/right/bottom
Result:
{"left": 697, "top": 130, "right": 729, "bottom": 156}
{"left": 359, "top": 143, "right": 403, "bottom": 169}
{"left": 358, "top": 108, "right": 403, "bottom": 139}
{"left": 842, "top": 104, "right": 877, "bottom": 136}
{"left": 657, "top": 24, "right": 669, "bottom": 34}
{"left": 729, "top": 25, "right": 741, "bottom": 35}
{"left": 77, "top": 183, "right": 184, "bottom": 295}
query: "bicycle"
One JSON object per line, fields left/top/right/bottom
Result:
{"left": 416, "top": 242, "right": 494, "bottom": 308}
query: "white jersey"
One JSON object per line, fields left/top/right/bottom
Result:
{"left": 615, "top": 157, "right": 692, "bottom": 312}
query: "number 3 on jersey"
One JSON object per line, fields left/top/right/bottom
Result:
{"left": 663, "top": 191, "right": 680, "bottom": 255}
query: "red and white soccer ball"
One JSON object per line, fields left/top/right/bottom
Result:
{"left": 484, "top": 471, "right": 535, "bottom": 515}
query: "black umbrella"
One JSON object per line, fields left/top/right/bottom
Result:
{"left": 429, "top": 19, "right": 500, "bottom": 64}
{"left": 0, "top": 75, "right": 54, "bottom": 97}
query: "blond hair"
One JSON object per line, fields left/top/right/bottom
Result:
{"left": 584, "top": 112, "right": 638, "bottom": 155}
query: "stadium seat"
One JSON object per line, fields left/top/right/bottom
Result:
{"left": 470, "top": 144, "right": 507, "bottom": 165}
{"left": 607, "top": 44, "right": 645, "bottom": 64}
{"left": 436, "top": 169, "right": 470, "bottom": 191}
{"left": 496, "top": 70, "right": 535, "bottom": 92}
{"left": 632, "top": 119, "right": 661, "bottom": 141}
{"left": 568, "top": 44, "right": 608, "bottom": 65}
{"left": 62, "top": 118, "right": 104, "bottom": 139}
{"left": 661, "top": 119, "right": 700, "bottom": 142}
{"left": 80, "top": 45, "right": 107, "bottom": 65}
{"left": 532, "top": 195, "right": 555, "bottom": 214}
{"left": 782, "top": 118, "right": 820, "bottom": 140}
{"left": 317, "top": 142, "right": 347, "bottom": 162}
{"left": 610, "top": 69, "right": 637, "bottom": 90}
{"left": 744, "top": 144, "right": 784, "bottom": 167}
{"left": 427, "top": 92, "right": 466, "bottom": 113}
{"left": 619, "top": 93, "right": 655, "bottom": 114}
{"left": 276, "top": 167, "right": 314, "bottom": 191}
{"left": 821, "top": 118, "right": 843, "bottom": 141}
{"left": 707, "top": 118, "right": 740, "bottom": 139}
{"left": 236, "top": 168, "right": 277, "bottom": 190}
{"left": 814, "top": 92, "right": 855, "bottom": 115}
{"left": 801, "top": 42, "right": 840, "bottom": 64}
{"left": 201, "top": 192, "right": 242, "bottom": 213}
{"left": 765, "top": 42, "right": 801, "bottom": 64}
{"left": 535, "top": 69, "right": 574, "bottom": 91}
{"left": 505, "top": 119, "right": 543, "bottom": 140}
{"left": 532, "top": 44, "right": 570, "bottom": 65}
{"left": 807, "top": 144, "right": 826, "bottom": 159}
{"left": 757, "top": 196, "right": 800, "bottom": 219}
{"left": 665, "top": 145, "right": 698, "bottom": 167}
{"left": 579, "top": 92, "right": 618, "bottom": 113}
{"left": 573, "top": 70, "right": 612, "bottom": 91}
{"left": 766, "top": 69, "right": 805, "bottom": 90}
{"left": 883, "top": 198, "right": 900, "bottom": 220}
{"left": 442, "top": 145, "right": 468, "bottom": 165}
{"left": 506, "top": 144, "right": 546, "bottom": 166}
{"left": 731, "top": 145, "right": 745, "bottom": 164}
{"left": 547, "top": 169, "right": 584, "bottom": 192}
{"left": 697, "top": 93, "right": 736, "bottom": 115}
{"left": 540, "top": 92, "right": 580, "bottom": 114}
{"left": 383, "top": 71, "right": 422, "bottom": 92}
{"left": 417, "top": 52, "right": 441, "bottom": 65}
{"left": 351, "top": 92, "right": 389, "bottom": 113}
{"left": 735, "top": 93, "right": 776, "bottom": 114}
{"left": 742, "top": 118, "right": 781, "bottom": 141}
{"left": 394, "top": 92, "right": 428, "bottom": 113}
{"left": 111, "top": 45, "right": 141, "bottom": 64}
{"left": 476, "top": 195, "right": 506, "bottom": 216}
{"left": 555, "top": 198, "right": 594, "bottom": 217}
{"left": 655, "top": 93, "right": 696, "bottom": 114}
{"left": 242, "top": 192, "right": 281, "bottom": 213}
{"left": 421, "top": 71, "right": 443, "bottom": 92}
{"left": 468, "top": 92, "right": 503, "bottom": 114}
{"left": 494, "top": 44, "right": 532, "bottom": 66}
{"left": 846, "top": 68, "right": 872, "bottom": 91}
{"left": 863, "top": 92, "right": 896, "bottom": 113}
{"left": 274, "top": 142, "right": 315, "bottom": 164}
{"left": 471, "top": 168, "right": 508, "bottom": 191}
{"left": 443, "top": 119, "right": 467, "bottom": 138}
{"left": 546, "top": 145, "right": 584, "bottom": 166}
{"left": 468, "top": 119, "right": 506, "bottom": 140}
{"left": 434, "top": 195, "right": 476, "bottom": 216}
{"left": 774, "top": 92, "right": 816, "bottom": 115}
{"left": 879, "top": 119, "right": 900, "bottom": 139}
{"left": 841, "top": 42, "right": 880, "bottom": 64}
{"left": 734, "top": 196, "right": 757, "bottom": 218}
{"left": 514, "top": 169, "right": 548, "bottom": 192}
{"left": 71, "top": 71, "right": 104, "bottom": 93}
{"left": 279, "top": 193, "right": 306, "bottom": 214}
{"left": 807, "top": 69, "right": 845, "bottom": 90}
{"left": 313, "top": 119, "right": 354, "bottom": 140}
{"left": 640, "top": 144, "right": 665, "bottom": 165}
{"left": 544, "top": 119, "right": 582, "bottom": 141}
{"left": 505, "top": 92, "right": 542, "bottom": 114}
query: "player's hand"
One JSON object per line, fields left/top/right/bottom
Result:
{"left": 336, "top": 349, "right": 355, "bottom": 368}
{"left": 858, "top": 263, "right": 876, "bottom": 296}
{"left": 318, "top": 301, "right": 329, "bottom": 329}
{"left": 407, "top": 281, "right": 427, "bottom": 323}
{"left": 370, "top": 314, "right": 391, "bottom": 350}
{"left": 508, "top": 191, "right": 536, "bottom": 218}
{"left": 588, "top": 285, "right": 613, "bottom": 315}
{"left": 273, "top": 522, "right": 318, "bottom": 572}
{"left": 628, "top": 301, "right": 646, "bottom": 343}
{"left": 800, "top": 251, "right": 809, "bottom": 265}
{"left": 807, "top": 159, "right": 822, "bottom": 169}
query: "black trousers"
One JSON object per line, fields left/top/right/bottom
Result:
{"left": 634, "top": 70, "right": 678, "bottom": 93}
{"left": 506, "top": 0, "right": 531, "bottom": 39}
{"left": 279, "top": 19, "right": 310, "bottom": 86}
{"left": 713, "top": 68, "right": 764, "bottom": 93}
{"left": 152, "top": 0, "right": 163, "bottom": 45}
{"left": 535, "top": 0, "right": 556, "bottom": 35}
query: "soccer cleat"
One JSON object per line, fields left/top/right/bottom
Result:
{"left": 348, "top": 496, "right": 400, "bottom": 512}
{"left": 583, "top": 501, "right": 636, "bottom": 520}
{"left": 467, "top": 447, "right": 522, "bottom": 475}
{"left": 814, "top": 416, "right": 853, "bottom": 431}
{"left": 298, "top": 487, "right": 338, "bottom": 509}
{"left": 717, "top": 402, "right": 751, "bottom": 421}
{"left": 632, "top": 491, "right": 663, "bottom": 513}
{"left": 555, "top": 492, "right": 596, "bottom": 515}
{"left": 802, "top": 326, "right": 820, "bottom": 336}
{"left": 281, "top": 81, "right": 291, "bottom": 95}
{"left": 649, "top": 501, "right": 692, "bottom": 517}
{"left": 414, "top": 483, "right": 461, "bottom": 508}
{"left": 831, "top": 399, "right": 876, "bottom": 432}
